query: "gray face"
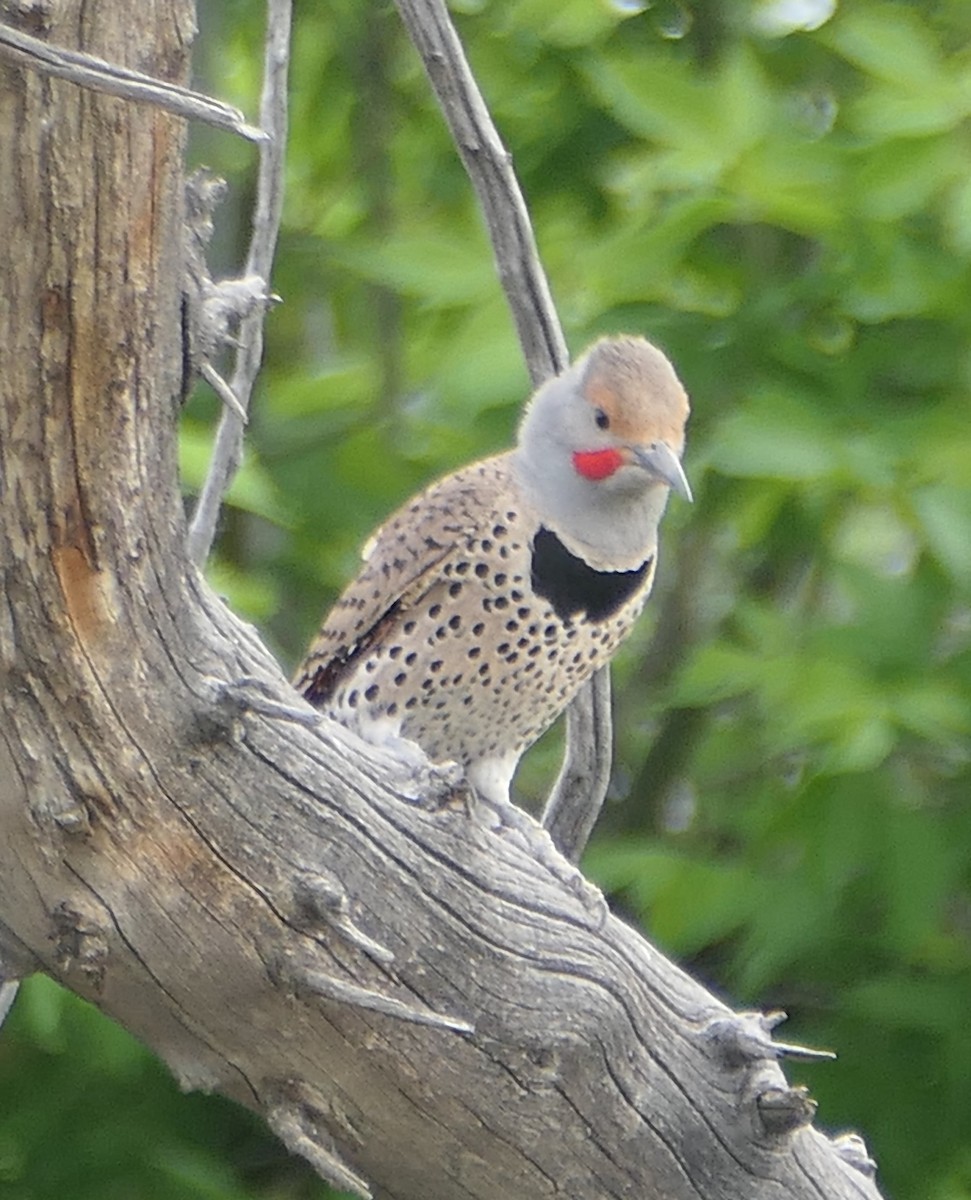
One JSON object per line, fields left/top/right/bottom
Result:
{"left": 514, "top": 336, "right": 690, "bottom": 570}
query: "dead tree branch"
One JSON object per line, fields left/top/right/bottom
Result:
{"left": 187, "top": 0, "right": 291, "bottom": 564}
{"left": 0, "top": 16, "right": 263, "bottom": 138}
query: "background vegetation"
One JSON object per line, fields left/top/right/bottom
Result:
{"left": 3, "top": 1, "right": 970, "bottom": 1197}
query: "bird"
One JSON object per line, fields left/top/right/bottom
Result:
{"left": 293, "top": 335, "right": 691, "bottom": 812}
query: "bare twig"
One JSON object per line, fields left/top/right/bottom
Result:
{"left": 187, "top": 0, "right": 291, "bottom": 565}
{"left": 0, "top": 20, "right": 264, "bottom": 141}
{"left": 267, "top": 1100, "right": 373, "bottom": 1199}
{"left": 285, "top": 958, "right": 474, "bottom": 1034}
{"left": 393, "top": 0, "right": 611, "bottom": 860}
{"left": 200, "top": 362, "right": 250, "bottom": 424}
{"left": 541, "top": 666, "right": 613, "bottom": 863}
{"left": 392, "top": 0, "right": 567, "bottom": 385}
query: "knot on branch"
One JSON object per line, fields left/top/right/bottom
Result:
{"left": 191, "top": 674, "right": 319, "bottom": 745}
{"left": 291, "top": 870, "right": 395, "bottom": 965}
{"left": 756, "top": 1085, "right": 817, "bottom": 1136}
{"left": 46, "top": 793, "right": 92, "bottom": 836}
{"left": 182, "top": 169, "right": 278, "bottom": 418}
{"left": 51, "top": 898, "right": 110, "bottom": 992}
{"left": 832, "top": 1131, "right": 878, "bottom": 1177}
{"left": 702, "top": 1009, "right": 836, "bottom": 1068}
{"left": 265, "top": 1079, "right": 372, "bottom": 1199}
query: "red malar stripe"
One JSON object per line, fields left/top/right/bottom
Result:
{"left": 572, "top": 448, "right": 624, "bottom": 481}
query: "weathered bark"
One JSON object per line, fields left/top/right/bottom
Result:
{"left": 0, "top": 3, "right": 884, "bottom": 1198}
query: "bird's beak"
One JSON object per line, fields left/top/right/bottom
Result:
{"left": 632, "top": 442, "right": 693, "bottom": 502}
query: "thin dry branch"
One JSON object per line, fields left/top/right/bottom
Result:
{"left": 0, "top": 18, "right": 263, "bottom": 139}
{"left": 392, "top": 0, "right": 612, "bottom": 862}
{"left": 187, "top": 0, "right": 291, "bottom": 565}
{"left": 392, "top": 0, "right": 567, "bottom": 384}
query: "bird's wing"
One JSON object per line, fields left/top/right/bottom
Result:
{"left": 293, "top": 452, "right": 514, "bottom": 707}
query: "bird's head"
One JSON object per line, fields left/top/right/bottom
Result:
{"left": 515, "top": 336, "right": 691, "bottom": 567}
{"left": 570, "top": 336, "right": 692, "bottom": 500}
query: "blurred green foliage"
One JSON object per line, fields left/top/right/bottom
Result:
{"left": 3, "top": 1, "right": 971, "bottom": 1197}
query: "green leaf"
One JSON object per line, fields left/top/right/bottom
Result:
{"left": 707, "top": 390, "right": 839, "bottom": 482}
{"left": 913, "top": 485, "right": 971, "bottom": 587}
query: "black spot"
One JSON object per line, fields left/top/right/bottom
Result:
{"left": 472, "top": 622, "right": 485, "bottom": 636}
{"left": 530, "top": 527, "right": 651, "bottom": 623}
{"left": 494, "top": 597, "right": 509, "bottom": 610}
{"left": 448, "top": 582, "right": 463, "bottom": 598}
{"left": 386, "top": 702, "right": 398, "bottom": 716}
{"left": 474, "top": 563, "right": 488, "bottom": 578}
{"left": 365, "top": 684, "right": 379, "bottom": 701}
{"left": 429, "top": 603, "right": 442, "bottom": 619}
{"left": 448, "top": 614, "right": 462, "bottom": 630}
{"left": 430, "top": 659, "right": 444, "bottom": 673}
{"left": 493, "top": 524, "right": 507, "bottom": 537}
{"left": 494, "top": 572, "right": 507, "bottom": 586}
{"left": 394, "top": 672, "right": 407, "bottom": 686}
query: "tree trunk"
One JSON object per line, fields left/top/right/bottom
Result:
{"left": 0, "top": 2, "right": 883, "bottom": 1197}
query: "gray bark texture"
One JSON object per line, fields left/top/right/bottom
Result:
{"left": 0, "top": 2, "right": 884, "bottom": 1198}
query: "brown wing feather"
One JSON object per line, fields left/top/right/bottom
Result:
{"left": 293, "top": 452, "right": 515, "bottom": 706}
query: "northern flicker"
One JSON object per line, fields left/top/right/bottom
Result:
{"left": 294, "top": 335, "right": 691, "bottom": 809}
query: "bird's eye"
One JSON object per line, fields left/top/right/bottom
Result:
{"left": 594, "top": 408, "right": 610, "bottom": 431}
